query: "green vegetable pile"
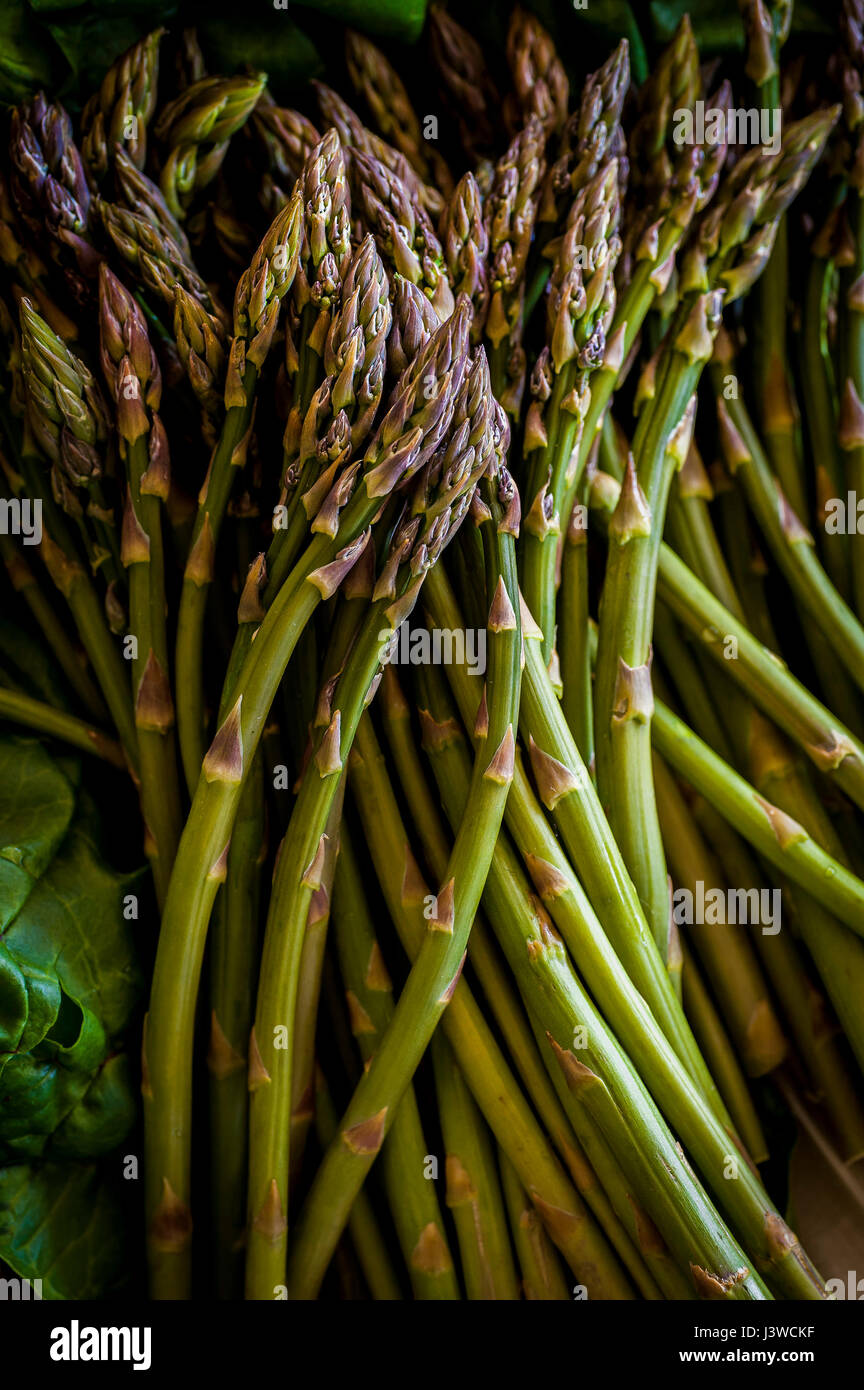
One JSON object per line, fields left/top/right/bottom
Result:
{"left": 1, "top": 0, "right": 864, "bottom": 1303}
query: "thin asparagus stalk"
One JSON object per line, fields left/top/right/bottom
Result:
{"left": 289, "top": 778, "right": 345, "bottom": 1187}
{"left": 559, "top": 496, "right": 595, "bottom": 773}
{"left": 652, "top": 700, "right": 864, "bottom": 936}
{"left": 244, "top": 340, "right": 496, "bottom": 1298}
{"left": 499, "top": 1151, "right": 570, "bottom": 1300}
{"left": 483, "top": 116, "right": 546, "bottom": 412}
{"left": 99, "top": 266, "right": 182, "bottom": 907}
{"left": 430, "top": 1032, "right": 519, "bottom": 1300}
{"left": 712, "top": 334, "right": 864, "bottom": 697}
{"left": 587, "top": 467, "right": 864, "bottom": 813}
{"left": 0, "top": 514, "right": 106, "bottom": 721}
{"left": 174, "top": 188, "right": 302, "bottom": 792}
{"left": 5, "top": 409, "right": 138, "bottom": 770}
{"left": 692, "top": 796, "right": 864, "bottom": 1163}
{"left": 652, "top": 752, "right": 787, "bottom": 1080}
{"left": 679, "top": 944, "right": 770, "bottom": 1167}
{"left": 521, "top": 153, "right": 622, "bottom": 668}
{"left": 312, "top": 1066, "right": 403, "bottom": 1301}
{"left": 0, "top": 684, "right": 124, "bottom": 766}
{"left": 332, "top": 821, "right": 460, "bottom": 1300}
{"left": 207, "top": 752, "right": 264, "bottom": 1299}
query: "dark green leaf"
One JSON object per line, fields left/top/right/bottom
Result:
{"left": 0, "top": 1162, "right": 129, "bottom": 1298}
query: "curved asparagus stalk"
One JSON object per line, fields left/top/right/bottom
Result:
{"left": 0, "top": 685, "right": 123, "bottom": 766}
{"left": 154, "top": 72, "right": 267, "bottom": 219}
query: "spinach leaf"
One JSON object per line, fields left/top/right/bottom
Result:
{"left": 0, "top": 1162, "right": 130, "bottom": 1299}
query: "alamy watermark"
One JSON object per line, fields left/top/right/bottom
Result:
{"left": 672, "top": 881, "right": 781, "bottom": 935}
{"left": 0, "top": 1275, "right": 42, "bottom": 1299}
{"left": 0, "top": 497, "right": 41, "bottom": 545}
{"left": 673, "top": 101, "right": 781, "bottom": 153}
{"left": 378, "top": 621, "right": 486, "bottom": 676}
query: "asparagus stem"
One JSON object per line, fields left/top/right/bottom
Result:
{"left": 208, "top": 752, "right": 264, "bottom": 1299}
{"left": 588, "top": 468, "right": 864, "bottom": 812}
{"left": 679, "top": 944, "right": 770, "bottom": 1167}
{"left": 332, "top": 819, "right": 461, "bottom": 1300}
{"left": 312, "top": 1066, "right": 403, "bottom": 1301}
{"left": 0, "top": 537, "right": 106, "bottom": 720}
{"left": 0, "top": 684, "right": 124, "bottom": 766}
{"left": 499, "top": 1151, "right": 570, "bottom": 1300}
{"left": 430, "top": 1031, "right": 520, "bottom": 1299}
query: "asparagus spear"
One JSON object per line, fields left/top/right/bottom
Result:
{"left": 483, "top": 115, "right": 547, "bottom": 412}
{"left": 505, "top": 5, "right": 568, "bottom": 135}
{"left": 174, "top": 188, "right": 303, "bottom": 792}
{"left": 351, "top": 149, "right": 453, "bottom": 321}
{"left": 98, "top": 265, "right": 183, "bottom": 907}
{"left": 80, "top": 28, "right": 164, "bottom": 182}
{"left": 427, "top": 6, "right": 502, "bottom": 162}
{"left": 332, "top": 820, "right": 461, "bottom": 1300}
{"left": 344, "top": 28, "right": 452, "bottom": 195}
{"left": 154, "top": 72, "right": 267, "bottom": 219}
{"left": 245, "top": 343, "right": 500, "bottom": 1297}
{"left": 593, "top": 109, "right": 838, "bottom": 968}
{"left": 9, "top": 93, "right": 99, "bottom": 303}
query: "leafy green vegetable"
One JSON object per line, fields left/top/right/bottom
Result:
{"left": 0, "top": 735, "right": 142, "bottom": 1162}
{"left": 0, "top": 1162, "right": 130, "bottom": 1299}
{"left": 0, "top": 727, "right": 142, "bottom": 1296}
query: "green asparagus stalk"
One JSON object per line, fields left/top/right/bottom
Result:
{"left": 332, "top": 820, "right": 460, "bottom": 1299}
{"left": 312, "top": 1066, "right": 403, "bottom": 1300}
{"left": 98, "top": 265, "right": 182, "bottom": 907}
{"left": 431, "top": 1031, "right": 519, "bottom": 1299}
{"left": 505, "top": 5, "right": 568, "bottom": 135}
{"left": 499, "top": 1151, "right": 570, "bottom": 1300}
{"left": 154, "top": 72, "right": 267, "bottom": 219}
{"left": 344, "top": 29, "right": 452, "bottom": 195}
{"left": 174, "top": 188, "right": 303, "bottom": 792}
{"left": 246, "top": 344, "right": 502, "bottom": 1297}
{"left": 588, "top": 465, "right": 864, "bottom": 812}
{"left": 483, "top": 115, "right": 546, "bottom": 412}
{"left": 0, "top": 684, "right": 124, "bottom": 766}
{"left": 80, "top": 28, "right": 164, "bottom": 181}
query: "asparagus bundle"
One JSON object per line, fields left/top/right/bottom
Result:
{"left": 2, "top": 3, "right": 864, "bottom": 1313}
